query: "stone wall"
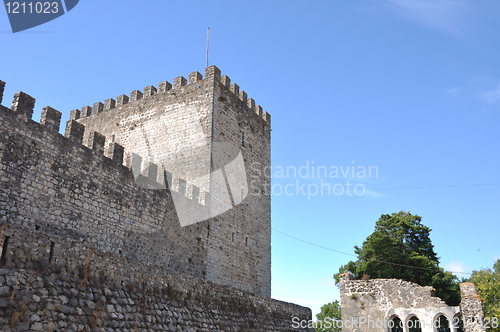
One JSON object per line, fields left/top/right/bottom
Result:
{"left": 0, "top": 225, "right": 311, "bottom": 331}
{"left": 460, "top": 283, "right": 487, "bottom": 332}
{"left": 340, "top": 273, "right": 460, "bottom": 332}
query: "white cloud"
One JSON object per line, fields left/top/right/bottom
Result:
{"left": 320, "top": 279, "right": 338, "bottom": 287}
{"left": 379, "top": 0, "right": 470, "bottom": 35}
{"left": 363, "top": 189, "right": 385, "bottom": 198}
{"left": 445, "top": 260, "right": 470, "bottom": 276}
{"left": 478, "top": 84, "right": 500, "bottom": 104}
{"left": 448, "top": 88, "right": 461, "bottom": 95}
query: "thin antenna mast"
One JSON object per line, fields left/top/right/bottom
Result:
{"left": 206, "top": 27, "right": 210, "bottom": 68}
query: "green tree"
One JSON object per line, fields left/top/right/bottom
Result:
{"left": 466, "top": 260, "right": 500, "bottom": 332}
{"left": 334, "top": 211, "right": 460, "bottom": 305}
{"left": 315, "top": 300, "right": 341, "bottom": 332}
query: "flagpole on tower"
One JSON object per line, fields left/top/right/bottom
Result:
{"left": 206, "top": 27, "right": 210, "bottom": 68}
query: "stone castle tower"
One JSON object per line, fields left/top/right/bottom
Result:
{"left": 0, "top": 67, "right": 314, "bottom": 331}
{"left": 67, "top": 65, "right": 271, "bottom": 297}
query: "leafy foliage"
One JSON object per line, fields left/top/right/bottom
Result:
{"left": 315, "top": 300, "right": 341, "bottom": 332}
{"left": 334, "top": 211, "right": 460, "bottom": 306}
{"left": 466, "top": 260, "right": 500, "bottom": 332}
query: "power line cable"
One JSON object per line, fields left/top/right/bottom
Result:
{"left": 373, "top": 183, "right": 500, "bottom": 191}
{"left": 204, "top": 191, "right": 472, "bottom": 275}
{"left": 273, "top": 228, "right": 471, "bottom": 275}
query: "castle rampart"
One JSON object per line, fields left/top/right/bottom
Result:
{"left": 0, "top": 92, "right": 208, "bottom": 279}
{"left": 0, "top": 220, "right": 311, "bottom": 331}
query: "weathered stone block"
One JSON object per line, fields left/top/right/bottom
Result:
{"left": 81, "top": 105, "right": 92, "bottom": 117}
{"left": 92, "top": 102, "right": 103, "bottom": 115}
{"left": 158, "top": 81, "right": 172, "bottom": 93}
{"left": 116, "top": 94, "right": 129, "bottom": 106}
{"left": 12, "top": 91, "right": 35, "bottom": 121}
{"left": 130, "top": 90, "right": 143, "bottom": 101}
{"left": 88, "top": 131, "right": 105, "bottom": 154}
{"left": 69, "top": 109, "right": 81, "bottom": 120}
{"left": 64, "top": 120, "right": 85, "bottom": 143}
{"left": 173, "top": 76, "right": 187, "bottom": 89}
{"left": 188, "top": 71, "right": 202, "bottom": 84}
{"left": 143, "top": 85, "right": 157, "bottom": 97}
{"left": 40, "top": 106, "right": 62, "bottom": 132}
{"left": 104, "top": 98, "right": 116, "bottom": 111}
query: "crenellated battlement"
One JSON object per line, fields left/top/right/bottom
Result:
{"left": 64, "top": 119, "right": 129, "bottom": 167}
{"left": 0, "top": 82, "right": 63, "bottom": 132}
{"left": 0, "top": 83, "right": 149, "bottom": 181}
{"left": 0, "top": 66, "right": 269, "bottom": 214}
{"left": 218, "top": 72, "right": 271, "bottom": 129}
{"left": 71, "top": 66, "right": 270, "bottom": 127}
{"left": 0, "top": 80, "right": 235, "bottom": 221}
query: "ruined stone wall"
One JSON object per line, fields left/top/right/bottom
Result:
{"left": 339, "top": 273, "right": 461, "bottom": 332}
{"left": 460, "top": 283, "right": 487, "bottom": 332}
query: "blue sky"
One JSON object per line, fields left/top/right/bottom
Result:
{"left": 1, "top": 0, "right": 500, "bottom": 316}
